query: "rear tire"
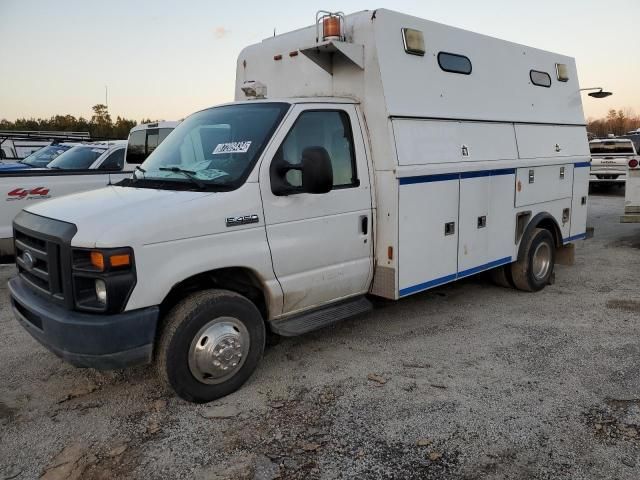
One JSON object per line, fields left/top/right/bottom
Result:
{"left": 489, "top": 265, "right": 514, "bottom": 289}
{"left": 156, "top": 289, "right": 265, "bottom": 403}
{"left": 510, "top": 228, "right": 556, "bottom": 292}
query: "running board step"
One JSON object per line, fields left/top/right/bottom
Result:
{"left": 269, "top": 296, "right": 373, "bottom": 337}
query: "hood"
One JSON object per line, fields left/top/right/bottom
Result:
{"left": 25, "top": 184, "right": 263, "bottom": 248}
{"left": 0, "top": 162, "right": 31, "bottom": 171}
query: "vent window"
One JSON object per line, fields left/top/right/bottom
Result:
{"left": 530, "top": 70, "right": 552, "bottom": 88}
{"left": 437, "top": 52, "right": 472, "bottom": 75}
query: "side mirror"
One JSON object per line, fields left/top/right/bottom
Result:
{"left": 300, "top": 147, "right": 333, "bottom": 194}
{"left": 270, "top": 146, "right": 333, "bottom": 196}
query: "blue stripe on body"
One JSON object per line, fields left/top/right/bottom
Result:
{"left": 399, "top": 256, "right": 513, "bottom": 297}
{"left": 399, "top": 168, "right": 516, "bottom": 185}
{"left": 563, "top": 233, "right": 586, "bottom": 243}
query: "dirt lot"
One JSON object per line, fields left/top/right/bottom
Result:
{"left": 1, "top": 190, "right": 640, "bottom": 480}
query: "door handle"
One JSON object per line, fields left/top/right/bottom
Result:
{"left": 360, "top": 215, "right": 368, "bottom": 235}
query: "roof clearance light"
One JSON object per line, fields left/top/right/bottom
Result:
{"left": 556, "top": 63, "right": 569, "bottom": 82}
{"left": 402, "top": 28, "right": 425, "bottom": 56}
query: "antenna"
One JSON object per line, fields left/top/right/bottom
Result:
{"left": 105, "top": 84, "right": 111, "bottom": 157}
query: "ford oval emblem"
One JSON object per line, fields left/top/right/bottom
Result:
{"left": 22, "top": 251, "right": 35, "bottom": 271}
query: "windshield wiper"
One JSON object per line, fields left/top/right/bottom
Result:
{"left": 159, "top": 167, "right": 206, "bottom": 189}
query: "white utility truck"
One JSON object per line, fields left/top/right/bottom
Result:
{"left": 9, "top": 9, "right": 590, "bottom": 403}
{"left": 0, "top": 141, "right": 130, "bottom": 257}
{"left": 0, "top": 131, "right": 91, "bottom": 161}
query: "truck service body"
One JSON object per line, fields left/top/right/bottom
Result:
{"left": 9, "top": 9, "right": 590, "bottom": 402}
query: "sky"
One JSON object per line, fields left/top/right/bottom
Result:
{"left": 0, "top": 0, "right": 638, "bottom": 122}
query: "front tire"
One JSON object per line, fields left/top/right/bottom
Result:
{"left": 156, "top": 289, "right": 265, "bottom": 403}
{"left": 510, "top": 228, "right": 556, "bottom": 292}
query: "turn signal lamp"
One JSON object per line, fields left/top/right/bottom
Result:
{"left": 90, "top": 251, "right": 105, "bottom": 271}
{"left": 110, "top": 253, "right": 131, "bottom": 268}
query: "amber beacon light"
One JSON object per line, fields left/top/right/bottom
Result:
{"left": 316, "top": 10, "right": 345, "bottom": 42}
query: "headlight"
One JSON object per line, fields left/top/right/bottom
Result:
{"left": 71, "top": 248, "right": 136, "bottom": 313}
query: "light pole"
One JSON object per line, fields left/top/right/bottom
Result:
{"left": 579, "top": 87, "right": 612, "bottom": 99}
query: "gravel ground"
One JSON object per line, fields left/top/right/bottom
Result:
{"left": 1, "top": 189, "right": 640, "bottom": 480}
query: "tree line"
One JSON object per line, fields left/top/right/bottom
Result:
{"left": 0, "top": 104, "right": 161, "bottom": 140}
{"left": 587, "top": 109, "right": 640, "bottom": 138}
{"left": 3, "top": 104, "right": 638, "bottom": 140}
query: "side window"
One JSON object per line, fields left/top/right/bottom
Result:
{"left": 276, "top": 110, "right": 358, "bottom": 189}
{"left": 437, "top": 52, "right": 472, "bottom": 75}
{"left": 530, "top": 70, "right": 552, "bottom": 88}
{"left": 99, "top": 148, "right": 125, "bottom": 171}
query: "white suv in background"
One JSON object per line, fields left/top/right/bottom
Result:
{"left": 589, "top": 137, "right": 639, "bottom": 187}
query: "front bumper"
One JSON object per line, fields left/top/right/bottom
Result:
{"left": 9, "top": 276, "right": 159, "bottom": 369}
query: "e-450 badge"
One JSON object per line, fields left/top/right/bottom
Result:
{"left": 226, "top": 214, "right": 259, "bottom": 227}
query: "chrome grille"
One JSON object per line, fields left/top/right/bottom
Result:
{"left": 14, "top": 228, "right": 63, "bottom": 300}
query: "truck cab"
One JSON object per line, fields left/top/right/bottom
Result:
{"left": 8, "top": 9, "right": 590, "bottom": 403}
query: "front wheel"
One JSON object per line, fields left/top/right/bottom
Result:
{"left": 510, "top": 228, "right": 556, "bottom": 292}
{"left": 156, "top": 289, "right": 265, "bottom": 403}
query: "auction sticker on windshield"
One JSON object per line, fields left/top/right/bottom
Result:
{"left": 213, "top": 141, "right": 252, "bottom": 154}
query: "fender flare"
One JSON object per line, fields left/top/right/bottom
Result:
{"left": 517, "top": 212, "right": 562, "bottom": 262}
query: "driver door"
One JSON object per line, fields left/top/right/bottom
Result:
{"left": 260, "top": 104, "right": 373, "bottom": 315}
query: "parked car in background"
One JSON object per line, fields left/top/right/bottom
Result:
{"left": 0, "top": 140, "right": 130, "bottom": 257}
{"left": 125, "top": 121, "right": 179, "bottom": 165}
{"left": 589, "top": 137, "right": 638, "bottom": 187}
{"left": 0, "top": 143, "right": 81, "bottom": 172}
{"left": 621, "top": 130, "right": 640, "bottom": 155}
{"left": 48, "top": 141, "right": 128, "bottom": 171}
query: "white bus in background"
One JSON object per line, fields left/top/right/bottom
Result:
{"left": 125, "top": 121, "right": 180, "bottom": 165}
{"left": 9, "top": 9, "right": 590, "bottom": 403}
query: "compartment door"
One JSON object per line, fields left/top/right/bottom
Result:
{"left": 458, "top": 175, "right": 489, "bottom": 274}
{"left": 398, "top": 178, "right": 459, "bottom": 296}
{"left": 570, "top": 165, "right": 589, "bottom": 238}
{"left": 515, "top": 164, "right": 574, "bottom": 207}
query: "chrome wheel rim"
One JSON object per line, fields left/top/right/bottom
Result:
{"left": 532, "top": 242, "right": 552, "bottom": 281}
{"left": 188, "top": 317, "right": 250, "bottom": 385}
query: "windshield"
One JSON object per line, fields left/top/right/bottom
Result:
{"left": 137, "top": 103, "right": 289, "bottom": 190}
{"left": 47, "top": 145, "right": 107, "bottom": 170}
{"left": 21, "top": 145, "right": 73, "bottom": 167}
{"left": 590, "top": 141, "right": 635, "bottom": 155}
